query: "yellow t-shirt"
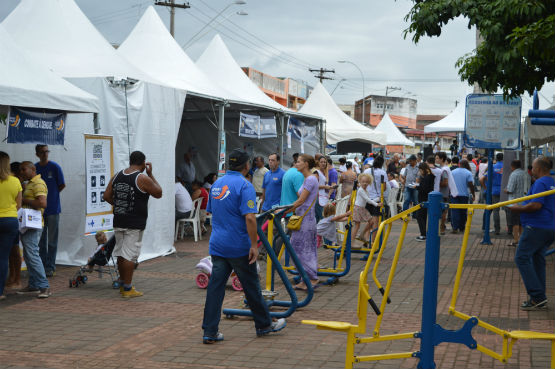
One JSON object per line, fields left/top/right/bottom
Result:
{"left": 0, "top": 176, "right": 23, "bottom": 218}
{"left": 23, "top": 174, "right": 48, "bottom": 217}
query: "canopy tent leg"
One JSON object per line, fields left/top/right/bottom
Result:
{"left": 279, "top": 114, "right": 285, "bottom": 160}
{"left": 217, "top": 103, "right": 226, "bottom": 175}
{"left": 93, "top": 113, "right": 100, "bottom": 134}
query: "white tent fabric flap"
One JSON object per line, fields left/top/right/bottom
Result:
{"left": 0, "top": 25, "right": 99, "bottom": 113}
{"left": 375, "top": 112, "right": 415, "bottom": 146}
{"left": 526, "top": 106, "right": 555, "bottom": 147}
{"left": 299, "top": 82, "right": 386, "bottom": 145}
{"left": 118, "top": 6, "right": 232, "bottom": 100}
{"left": 424, "top": 102, "right": 465, "bottom": 133}
{"left": 196, "top": 34, "right": 289, "bottom": 110}
{"left": 2, "top": 0, "right": 151, "bottom": 81}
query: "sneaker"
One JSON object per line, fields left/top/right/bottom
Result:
{"left": 202, "top": 332, "right": 224, "bottom": 344}
{"left": 256, "top": 318, "right": 286, "bottom": 337}
{"left": 521, "top": 299, "right": 547, "bottom": 311}
{"left": 450, "top": 229, "right": 459, "bottom": 234}
{"left": 415, "top": 236, "right": 426, "bottom": 242}
{"left": 121, "top": 287, "right": 143, "bottom": 298}
{"left": 37, "top": 288, "right": 52, "bottom": 299}
{"left": 0, "top": 295, "right": 6, "bottom": 301}
{"left": 45, "top": 270, "right": 56, "bottom": 278}
{"left": 17, "top": 286, "right": 39, "bottom": 295}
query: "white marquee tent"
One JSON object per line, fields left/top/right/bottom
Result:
{"left": 299, "top": 82, "right": 386, "bottom": 145}
{"left": 1, "top": 0, "right": 186, "bottom": 265}
{"left": 375, "top": 113, "right": 415, "bottom": 146}
{"left": 424, "top": 102, "right": 465, "bottom": 133}
{"left": 0, "top": 25, "right": 99, "bottom": 113}
{"left": 526, "top": 105, "right": 555, "bottom": 147}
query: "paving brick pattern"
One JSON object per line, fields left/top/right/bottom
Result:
{"left": 0, "top": 210, "right": 553, "bottom": 369}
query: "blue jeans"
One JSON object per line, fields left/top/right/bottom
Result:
{"left": 202, "top": 255, "right": 271, "bottom": 336}
{"left": 315, "top": 202, "right": 323, "bottom": 223}
{"left": 450, "top": 196, "right": 469, "bottom": 231}
{"left": 21, "top": 228, "right": 49, "bottom": 289}
{"left": 0, "top": 217, "right": 19, "bottom": 296}
{"left": 402, "top": 187, "right": 418, "bottom": 211}
{"left": 39, "top": 214, "right": 59, "bottom": 273}
{"left": 515, "top": 226, "right": 555, "bottom": 302}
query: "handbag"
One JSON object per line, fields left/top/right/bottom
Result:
{"left": 287, "top": 197, "right": 317, "bottom": 231}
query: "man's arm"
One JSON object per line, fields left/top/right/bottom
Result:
{"left": 468, "top": 180, "right": 475, "bottom": 199}
{"left": 103, "top": 175, "right": 115, "bottom": 205}
{"left": 245, "top": 213, "right": 258, "bottom": 264}
{"left": 57, "top": 164, "right": 66, "bottom": 192}
{"left": 510, "top": 202, "right": 542, "bottom": 213}
{"left": 139, "top": 162, "right": 162, "bottom": 198}
{"left": 259, "top": 189, "right": 266, "bottom": 212}
{"left": 23, "top": 195, "right": 46, "bottom": 210}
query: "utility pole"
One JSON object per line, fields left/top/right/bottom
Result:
{"left": 155, "top": 0, "right": 190, "bottom": 38}
{"left": 309, "top": 68, "right": 335, "bottom": 83}
{"left": 382, "top": 86, "right": 401, "bottom": 115}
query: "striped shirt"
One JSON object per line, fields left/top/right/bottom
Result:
{"left": 506, "top": 168, "right": 526, "bottom": 202}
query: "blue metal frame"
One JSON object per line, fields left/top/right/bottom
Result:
{"left": 223, "top": 207, "right": 314, "bottom": 319}
{"left": 481, "top": 149, "right": 494, "bottom": 245}
{"left": 529, "top": 89, "right": 555, "bottom": 126}
{"left": 416, "top": 192, "right": 478, "bottom": 369}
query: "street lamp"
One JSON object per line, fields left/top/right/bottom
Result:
{"left": 182, "top": 0, "right": 246, "bottom": 49}
{"left": 186, "top": 11, "right": 248, "bottom": 46}
{"left": 338, "top": 60, "right": 365, "bottom": 124}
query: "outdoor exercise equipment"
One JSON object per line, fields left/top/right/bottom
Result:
{"left": 302, "top": 188, "right": 555, "bottom": 369}
{"left": 223, "top": 205, "right": 314, "bottom": 319}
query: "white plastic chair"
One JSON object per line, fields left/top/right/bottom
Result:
{"left": 388, "top": 187, "right": 399, "bottom": 217}
{"left": 334, "top": 197, "right": 350, "bottom": 243}
{"left": 175, "top": 198, "right": 203, "bottom": 242}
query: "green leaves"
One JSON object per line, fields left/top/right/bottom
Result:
{"left": 403, "top": 0, "right": 555, "bottom": 97}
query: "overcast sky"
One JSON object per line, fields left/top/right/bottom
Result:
{"left": 0, "top": 0, "right": 553, "bottom": 116}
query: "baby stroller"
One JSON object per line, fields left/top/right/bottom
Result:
{"left": 69, "top": 235, "right": 120, "bottom": 289}
{"left": 195, "top": 256, "right": 243, "bottom": 291}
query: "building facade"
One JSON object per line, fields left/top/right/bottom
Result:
{"left": 354, "top": 95, "right": 417, "bottom": 129}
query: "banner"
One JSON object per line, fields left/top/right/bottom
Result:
{"left": 239, "top": 113, "right": 260, "bottom": 138}
{"left": 218, "top": 130, "right": 226, "bottom": 177}
{"left": 463, "top": 94, "right": 522, "bottom": 149}
{"left": 288, "top": 117, "right": 303, "bottom": 140}
{"left": 7, "top": 107, "right": 66, "bottom": 145}
{"left": 259, "top": 116, "right": 277, "bottom": 138}
{"left": 84, "top": 134, "right": 114, "bottom": 235}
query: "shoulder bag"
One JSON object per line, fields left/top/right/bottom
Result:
{"left": 287, "top": 196, "right": 317, "bottom": 231}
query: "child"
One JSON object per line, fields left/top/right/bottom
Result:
{"left": 191, "top": 180, "right": 209, "bottom": 230}
{"left": 317, "top": 203, "right": 351, "bottom": 247}
{"left": 85, "top": 231, "right": 116, "bottom": 272}
{"left": 352, "top": 173, "right": 381, "bottom": 248}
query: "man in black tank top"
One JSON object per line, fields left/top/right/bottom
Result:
{"left": 103, "top": 151, "right": 162, "bottom": 298}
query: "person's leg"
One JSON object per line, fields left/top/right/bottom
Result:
{"left": 45, "top": 214, "right": 59, "bottom": 274}
{"left": 450, "top": 196, "right": 459, "bottom": 231}
{"left": 20, "top": 229, "right": 49, "bottom": 290}
{"left": 202, "top": 255, "right": 232, "bottom": 337}
{"left": 505, "top": 208, "right": 512, "bottom": 235}
{"left": 531, "top": 229, "right": 555, "bottom": 294}
{"left": 315, "top": 203, "right": 323, "bottom": 223}
{"left": 416, "top": 208, "right": 426, "bottom": 236}
{"left": 402, "top": 188, "right": 411, "bottom": 211}
{"left": 458, "top": 196, "right": 469, "bottom": 231}
{"left": 492, "top": 195, "right": 500, "bottom": 233}
{"left": 7, "top": 239, "right": 21, "bottom": 286}
{"left": 351, "top": 221, "right": 360, "bottom": 243}
{"left": 228, "top": 256, "right": 272, "bottom": 331}
{"left": 113, "top": 229, "right": 143, "bottom": 290}
{"left": 0, "top": 218, "right": 19, "bottom": 296}
{"left": 290, "top": 230, "right": 318, "bottom": 281}
{"left": 515, "top": 227, "right": 548, "bottom": 302}
{"left": 38, "top": 216, "right": 48, "bottom": 270}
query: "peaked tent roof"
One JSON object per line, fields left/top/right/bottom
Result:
{"left": 299, "top": 82, "right": 386, "bottom": 145}
{"left": 424, "top": 102, "right": 465, "bottom": 133}
{"left": 118, "top": 7, "right": 233, "bottom": 100}
{"left": 2, "top": 0, "right": 149, "bottom": 80}
{"left": 0, "top": 25, "right": 98, "bottom": 113}
{"left": 375, "top": 113, "right": 415, "bottom": 146}
{"left": 196, "top": 35, "right": 288, "bottom": 111}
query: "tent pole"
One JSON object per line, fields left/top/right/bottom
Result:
{"left": 320, "top": 120, "right": 325, "bottom": 153}
{"left": 217, "top": 102, "right": 226, "bottom": 176}
{"left": 93, "top": 113, "right": 100, "bottom": 134}
{"left": 279, "top": 114, "right": 285, "bottom": 160}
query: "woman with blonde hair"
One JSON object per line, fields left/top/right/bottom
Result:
{"left": 352, "top": 173, "right": 381, "bottom": 247}
{"left": 288, "top": 154, "right": 320, "bottom": 290}
{"left": 0, "top": 152, "right": 23, "bottom": 300}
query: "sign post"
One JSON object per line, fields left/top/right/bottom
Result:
{"left": 463, "top": 94, "right": 522, "bottom": 244}
{"left": 84, "top": 134, "right": 114, "bottom": 235}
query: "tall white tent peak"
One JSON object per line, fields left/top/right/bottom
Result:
{"left": 300, "top": 82, "right": 386, "bottom": 145}
{"left": 196, "top": 34, "right": 288, "bottom": 110}
{"left": 375, "top": 113, "right": 415, "bottom": 146}
{"left": 424, "top": 102, "right": 466, "bottom": 133}
{"left": 0, "top": 24, "right": 99, "bottom": 113}
{"left": 2, "top": 0, "right": 150, "bottom": 80}
{"left": 118, "top": 7, "right": 232, "bottom": 100}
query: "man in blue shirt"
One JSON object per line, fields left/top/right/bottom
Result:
{"left": 35, "top": 144, "right": 65, "bottom": 277}
{"left": 202, "top": 149, "right": 286, "bottom": 344}
{"left": 450, "top": 160, "right": 475, "bottom": 233}
{"left": 260, "top": 153, "right": 285, "bottom": 212}
{"left": 280, "top": 153, "right": 304, "bottom": 207}
{"left": 491, "top": 152, "right": 504, "bottom": 234}
{"left": 510, "top": 157, "right": 555, "bottom": 310}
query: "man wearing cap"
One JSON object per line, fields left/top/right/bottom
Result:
{"left": 401, "top": 155, "right": 419, "bottom": 211}
{"left": 202, "top": 149, "right": 286, "bottom": 344}
{"left": 178, "top": 147, "right": 197, "bottom": 191}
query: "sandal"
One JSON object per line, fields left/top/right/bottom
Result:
{"left": 508, "top": 242, "right": 518, "bottom": 247}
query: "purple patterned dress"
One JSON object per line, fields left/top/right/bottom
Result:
{"left": 290, "top": 175, "right": 319, "bottom": 280}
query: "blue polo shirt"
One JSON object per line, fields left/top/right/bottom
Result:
{"left": 492, "top": 161, "right": 503, "bottom": 195}
{"left": 207, "top": 170, "right": 257, "bottom": 258}
{"left": 262, "top": 167, "right": 285, "bottom": 211}
{"left": 35, "top": 161, "right": 65, "bottom": 215}
{"left": 280, "top": 167, "right": 304, "bottom": 206}
{"left": 451, "top": 168, "right": 474, "bottom": 197}
{"left": 520, "top": 176, "right": 555, "bottom": 230}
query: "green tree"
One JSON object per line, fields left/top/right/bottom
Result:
{"left": 403, "top": 0, "right": 555, "bottom": 97}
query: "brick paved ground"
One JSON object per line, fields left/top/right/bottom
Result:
{"left": 0, "top": 209, "right": 553, "bottom": 369}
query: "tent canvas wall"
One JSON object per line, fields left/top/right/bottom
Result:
{"left": 375, "top": 113, "right": 415, "bottom": 146}
{"left": 2, "top": 0, "right": 186, "bottom": 265}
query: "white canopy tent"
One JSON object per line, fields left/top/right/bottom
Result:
{"left": 526, "top": 106, "right": 555, "bottom": 147}
{"left": 299, "top": 82, "right": 386, "bottom": 146}
{"left": 0, "top": 25, "right": 98, "bottom": 113}
{"left": 424, "top": 102, "right": 465, "bottom": 133}
{"left": 1, "top": 0, "right": 186, "bottom": 265}
{"left": 375, "top": 113, "right": 415, "bottom": 146}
